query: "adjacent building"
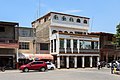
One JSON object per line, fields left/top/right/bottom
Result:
{"left": 90, "top": 32, "right": 120, "bottom": 63}
{"left": 0, "top": 21, "right": 19, "bottom": 69}
{"left": 32, "top": 12, "right": 100, "bottom": 68}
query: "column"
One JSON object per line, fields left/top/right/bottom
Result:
{"left": 57, "top": 56, "right": 60, "bottom": 69}
{"left": 106, "top": 53, "right": 108, "bottom": 63}
{"left": 64, "top": 39, "right": 67, "bottom": 53}
{"left": 90, "top": 56, "right": 93, "bottom": 68}
{"left": 66, "top": 56, "right": 69, "bottom": 69}
{"left": 82, "top": 56, "right": 85, "bottom": 68}
{"left": 97, "top": 56, "right": 100, "bottom": 62}
{"left": 74, "top": 56, "right": 77, "bottom": 69}
{"left": 71, "top": 39, "right": 73, "bottom": 53}
{"left": 16, "top": 48, "right": 19, "bottom": 69}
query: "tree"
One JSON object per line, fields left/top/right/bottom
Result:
{"left": 114, "top": 23, "right": 120, "bottom": 47}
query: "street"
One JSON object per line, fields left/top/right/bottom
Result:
{"left": 0, "top": 68, "right": 120, "bottom": 80}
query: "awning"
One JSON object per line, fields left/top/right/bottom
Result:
{"left": 18, "top": 53, "right": 29, "bottom": 59}
{"left": 18, "top": 53, "right": 53, "bottom": 60}
{"left": 29, "top": 54, "right": 53, "bottom": 60}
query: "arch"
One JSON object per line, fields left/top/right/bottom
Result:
{"left": 53, "top": 15, "right": 59, "bottom": 20}
{"left": 52, "top": 30, "right": 57, "bottom": 34}
{"left": 59, "top": 31, "right": 63, "bottom": 33}
{"left": 83, "top": 20, "right": 87, "bottom": 24}
{"left": 76, "top": 19, "right": 81, "bottom": 23}
{"left": 62, "top": 16, "right": 66, "bottom": 21}
{"left": 70, "top": 32, "right": 73, "bottom": 34}
{"left": 64, "top": 31, "right": 68, "bottom": 33}
{"left": 69, "top": 17, "right": 74, "bottom": 22}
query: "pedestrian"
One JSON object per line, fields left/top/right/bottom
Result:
{"left": 97, "top": 61, "right": 101, "bottom": 70}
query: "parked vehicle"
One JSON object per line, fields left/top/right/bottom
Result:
{"left": 46, "top": 62, "right": 56, "bottom": 70}
{"left": 19, "top": 61, "right": 47, "bottom": 72}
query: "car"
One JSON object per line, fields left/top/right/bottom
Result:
{"left": 19, "top": 61, "right": 47, "bottom": 72}
{"left": 46, "top": 62, "right": 56, "bottom": 70}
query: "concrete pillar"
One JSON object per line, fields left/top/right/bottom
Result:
{"left": 66, "top": 56, "right": 69, "bottom": 69}
{"left": 16, "top": 48, "right": 19, "bottom": 69}
{"left": 57, "top": 56, "right": 60, "bottom": 69}
{"left": 82, "top": 56, "right": 85, "bottom": 68}
{"left": 74, "top": 56, "right": 77, "bottom": 69}
{"left": 90, "top": 56, "right": 93, "bottom": 68}
{"left": 71, "top": 39, "right": 73, "bottom": 53}
{"left": 106, "top": 53, "right": 108, "bottom": 63}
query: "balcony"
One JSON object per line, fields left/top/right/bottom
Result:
{"left": 79, "top": 49, "right": 99, "bottom": 53}
{"left": 0, "top": 39, "right": 18, "bottom": 48}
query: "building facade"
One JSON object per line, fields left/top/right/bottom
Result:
{"left": 32, "top": 12, "right": 100, "bottom": 68}
{"left": 18, "top": 27, "right": 53, "bottom": 65}
{"left": 90, "top": 32, "right": 120, "bottom": 63}
{"left": 0, "top": 21, "right": 19, "bottom": 69}
{"left": 17, "top": 27, "right": 35, "bottom": 65}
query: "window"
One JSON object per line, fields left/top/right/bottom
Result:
{"left": 75, "top": 31, "right": 82, "bottom": 34}
{"left": 64, "top": 31, "right": 68, "bottom": 33}
{"left": 94, "top": 42, "right": 98, "bottom": 49}
{"left": 67, "top": 39, "right": 71, "bottom": 48}
{"left": 0, "top": 27, "right": 5, "bottom": 32}
{"left": 51, "top": 40, "right": 53, "bottom": 52}
{"left": 84, "top": 41, "right": 91, "bottom": 49}
{"left": 62, "top": 16, "right": 66, "bottom": 21}
{"left": 69, "top": 17, "right": 74, "bottom": 22}
{"left": 73, "top": 39, "right": 77, "bottom": 48}
{"left": 79, "top": 40, "right": 84, "bottom": 49}
{"left": 59, "top": 31, "right": 63, "bottom": 33}
{"left": 54, "top": 39, "right": 56, "bottom": 52}
{"left": 44, "top": 18, "right": 47, "bottom": 22}
{"left": 19, "top": 42, "right": 29, "bottom": 49}
{"left": 52, "top": 30, "right": 57, "bottom": 34}
{"left": 76, "top": 19, "right": 81, "bottom": 23}
{"left": 54, "top": 15, "right": 59, "bottom": 20}
{"left": 70, "top": 32, "right": 73, "bottom": 34}
{"left": 60, "top": 39, "right": 64, "bottom": 48}
{"left": 40, "top": 43, "right": 49, "bottom": 50}
{"left": 83, "top": 20, "right": 87, "bottom": 24}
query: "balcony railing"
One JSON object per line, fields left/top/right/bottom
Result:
{"left": 73, "top": 48, "right": 78, "bottom": 53}
{"left": 59, "top": 48, "right": 65, "bottom": 53}
{"left": 79, "top": 49, "right": 99, "bottom": 52}
{"left": 66, "top": 48, "right": 71, "bottom": 53}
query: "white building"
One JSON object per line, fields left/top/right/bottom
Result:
{"left": 32, "top": 12, "right": 100, "bottom": 68}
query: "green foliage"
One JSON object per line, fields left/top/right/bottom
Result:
{"left": 115, "top": 23, "right": 120, "bottom": 47}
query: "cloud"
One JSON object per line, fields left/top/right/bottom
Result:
{"left": 64, "top": 10, "right": 83, "bottom": 13}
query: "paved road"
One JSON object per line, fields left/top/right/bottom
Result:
{"left": 0, "top": 68, "right": 120, "bottom": 80}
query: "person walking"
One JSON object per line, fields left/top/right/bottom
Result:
{"left": 97, "top": 61, "right": 101, "bottom": 70}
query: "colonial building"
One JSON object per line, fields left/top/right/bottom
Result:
{"left": 32, "top": 12, "right": 100, "bottom": 68}
{"left": 90, "top": 32, "right": 120, "bottom": 62}
{"left": 0, "top": 21, "right": 19, "bottom": 69}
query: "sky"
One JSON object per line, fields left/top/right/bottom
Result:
{"left": 0, "top": 0, "right": 120, "bottom": 34}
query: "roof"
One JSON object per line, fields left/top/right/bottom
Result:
{"left": 0, "top": 21, "right": 19, "bottom": 26}
{"left": 32, "top": 12, "right": 90, "bottom": 24}
{"left": 89, "top": 32, "right": 114, "bottom": 36}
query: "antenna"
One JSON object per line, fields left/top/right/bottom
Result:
{"left": 36, "top": 0, "right": 40, "bottom": 18}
